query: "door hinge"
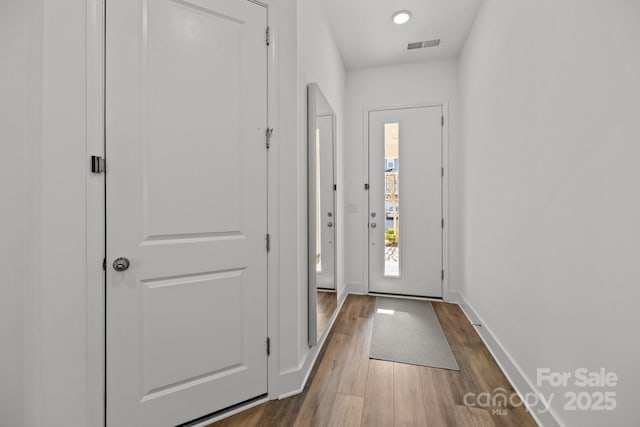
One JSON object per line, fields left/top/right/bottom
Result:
{"left": 91, "top": 156, "right": 105, "bottom": 174}
{"left": 442, "top": 218, "right": 445, "bottom": 228}
{"left": 102, "top": 258, "right": 106, "bottom": 271}
{"left": 265, "top": 127, "right": 274, "bottom": 149}
{"left": 266, "top": 26, "right": 270, "bottom": 46}
{"left": 442, "top": 270, "right": 445, "bottom": 280}
{"left": 266, "top": 337, "right": 271, "bottom": 356}
{"left": 364, "top": 183, "right": 369, "bottom": 190}
{"left": 333, "top": 184, "right": 337, "bottom": 191}
{"left": 441, "top": 116, "right": 444, "bottom": 126}
{"left": 266, "top": 233, "right": 271, "bottom": 252}
{"left": 441, "top": 167, "right": 444, "bottom": 177}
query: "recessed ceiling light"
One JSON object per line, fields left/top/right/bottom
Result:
{"left": 392, "top": 10, "right": 411, "bottom": 25}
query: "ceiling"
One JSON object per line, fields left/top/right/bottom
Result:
{"left": 322, "top": 0, "right": 484, "bottom": 70}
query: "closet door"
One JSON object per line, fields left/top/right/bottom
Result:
{"left": 106, "top": 1, "right": 269, "bottom": 425}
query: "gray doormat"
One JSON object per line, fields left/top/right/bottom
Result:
{"left": 370, "top": 297, "right": 459, "bottom": 370}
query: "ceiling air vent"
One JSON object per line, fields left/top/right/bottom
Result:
{"left": 406, "top": 39, "right": 441, "bottom": 50}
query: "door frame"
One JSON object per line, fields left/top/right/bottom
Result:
{"left": 85, "top": 1, "right": 280, "bottom": 425}
{"left": 361, "top": 101, "right": 450, "bottom": 301}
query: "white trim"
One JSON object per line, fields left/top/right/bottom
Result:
{"left": 452, "top": 291, "right": 563, "bottom": 427}
{"left": 441, "top": 102, "right": 451, "bottom": 300}
{"left": 362, "top": 100, "right": 451, "bottom": 301}
{"left": 445, "top": 290, "right": 461, "bottom": 304}
{"left": 345, "top": 282, "right": 364, "bottom": 295}
{"left": 23, "top": 2, "right": 44, "bottom": 425}
{"left": 86, "top": 0, "right": 282, "bottom": 424}
{"left": 85, "top": 0, "right": 105, "bottom": 425}
{"left": 264, "top": 0, "right": 281, "bottom": 403}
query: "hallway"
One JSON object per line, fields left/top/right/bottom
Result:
{"left": 2, "top": 1, "right": 639, "bottom": 425}
{"left": 212, "top": 295, "right": 537, "bottom": 427}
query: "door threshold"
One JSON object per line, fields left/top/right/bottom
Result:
{"left": 180, "top": 394, "right": 268, "bottom": 427}
{"left": 368, "top": 291, "right": 443, "bottom": 302}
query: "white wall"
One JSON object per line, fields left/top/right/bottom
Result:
{"left": 273, "top": 0, "right": 302, "bottom": 391}
{"left": 0, "top": 1, "right": 26, "bottom": 425}
{"left": 275, "top": 0, "right": 347, "bottom": 390}
{"left": 344, "top": 59, "right": 462, "bottom": 296}
{"left": 298, "top": 0, "right": 347, "bottom": 309}
{"left": 21, "top": 1, "right": 91, "bottom": 426}
{"left": 0, "top": 1, "right": 90, "bottom": 425}
{"left": 459, "top": 1, "right": 640, "bottom": 426}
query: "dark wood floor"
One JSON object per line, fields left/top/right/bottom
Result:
{"left": 210, "top": 295, "right": 537, "bottom": 427}
{"left": 316, "top": 290, "right": 338, "bottom": 338}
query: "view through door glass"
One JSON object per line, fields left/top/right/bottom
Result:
{"left": 384, "top": 122, "right": 400, "bottom": 277}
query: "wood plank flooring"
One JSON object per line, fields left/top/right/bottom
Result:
{"left": 209, "top": 295, "right": 537, "bottom": 427}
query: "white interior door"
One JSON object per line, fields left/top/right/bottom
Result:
{"left": 316, "top": 114, "right": 335, "bottom": 289}
{"left": 106, "top": 1, "right": 268, "bottom": 425}
{"left": 368, "top": 106, "right": 443, "bottom": 297}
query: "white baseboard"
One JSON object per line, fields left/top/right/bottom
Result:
{"left": 446, "top": 289, "right": 462, "bottom": 303}
{"left": 453, "top": 291, "right": 563, "bottom": 427}
{"left": 345, "top": 281, "right": 364, "bottom": 295}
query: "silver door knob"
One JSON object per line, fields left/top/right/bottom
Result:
{"left": 371, "top": 212, "right": 377, "bottom": 218}
{"left": 370, "top": 222, "right": 377, "bottom": 228}
{"left": 327, "top": 222, "right": 333, "bottom": 227}
{"left": 113, "top": 257, "right": 130, "bottom": 272}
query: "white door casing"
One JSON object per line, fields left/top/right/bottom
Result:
{"left": 368, "top": 106, "right": 443, "bottom": 297}
{"left": 106, "top": 0, "right": 268, "bottom": 425}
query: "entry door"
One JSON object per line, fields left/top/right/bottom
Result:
{"left": 315, "top": 114, "right": 335, "bottom": 289}
{"left": 106, "top": 1, "right": 268, "bottom": 426}
{"left": 368, "top": 106, "right": 443, "bottom": 297}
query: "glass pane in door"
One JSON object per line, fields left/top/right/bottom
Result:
{"left": 384, "top": 123, "right": 400, "bottom": 277}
